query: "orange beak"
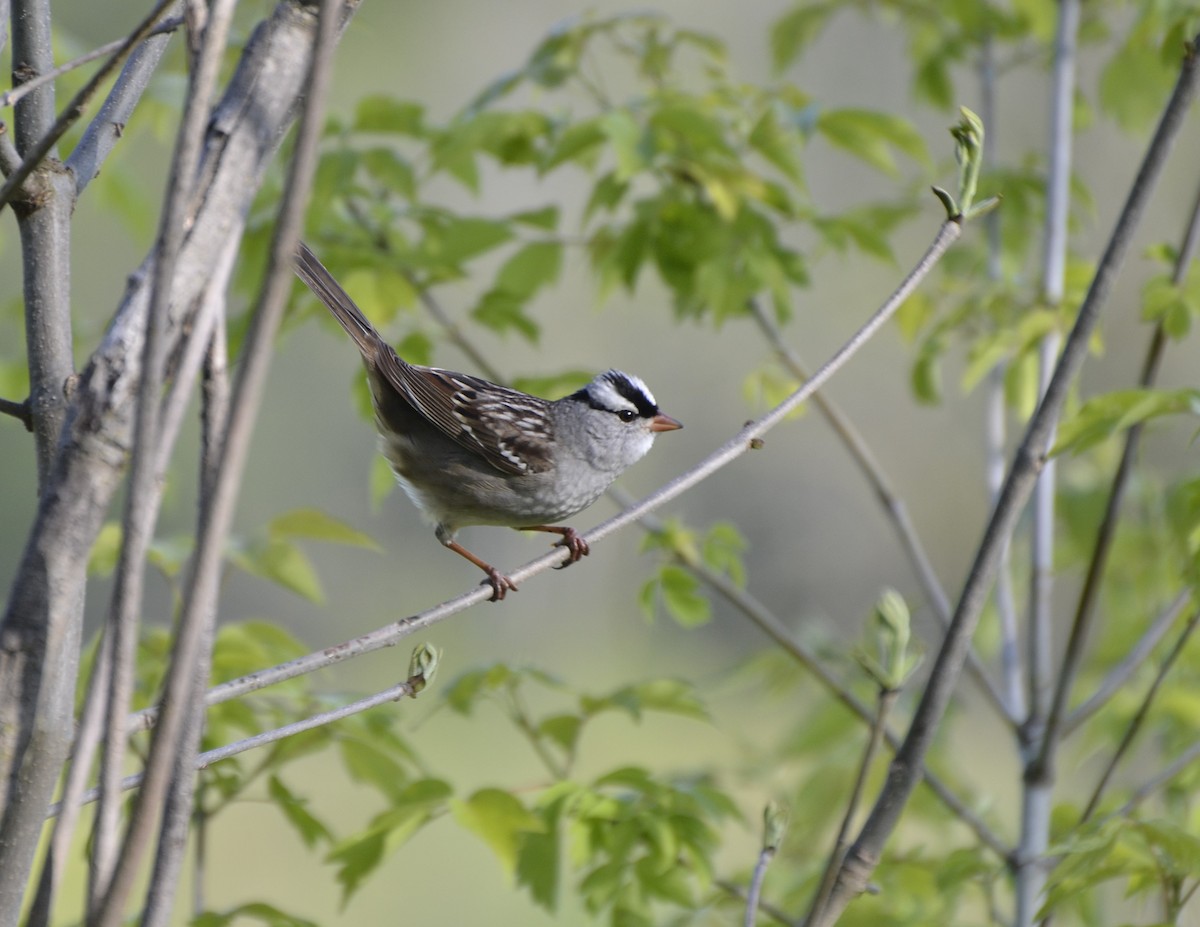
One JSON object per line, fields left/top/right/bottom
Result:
{"left": 650, "top": 414, "right": 682, "bottom": 433}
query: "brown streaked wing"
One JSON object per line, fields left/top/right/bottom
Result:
{"left": 373, "top": 350, "right": 555, "bottom": 475}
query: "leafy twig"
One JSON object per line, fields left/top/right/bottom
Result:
{"left": 745, "top": 802, "right": 787, "bottom": 927}
{"left": 814, "top": 33, "right": 1200, "bottom": 927}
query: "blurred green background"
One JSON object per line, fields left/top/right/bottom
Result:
{"left": 3, "top": 1, "right": 1200, "bottom": 923}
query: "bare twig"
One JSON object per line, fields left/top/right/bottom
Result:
{"left": 815, "top": 33, "right": 1200, "bottom": 927}
{"left": 745, "top": 850, "right": 780, "bottom": 927}
{"left": 749, "top": 300, "right": 1016, "bottom": 727}
{"left": 986, "top": 366, "right": 1024, "bottom": 717}
{"left": 89, "top": 0, "right": 239, "bottom": 914}
{"left": 0, "top": 395, "right": 31, "bottom": 429}
{"left": 140, "top": 235, "right": 235, "bottom": 927}
{"left": 1079, "top": 607, "right": 1200, "bottom": 822}
{"left": 716, "top": 877, "right": 793, "bottom": 927}
{"left": 979, "top": 30, "right": 1025, "bottom": 724}
{"left": 1113, "top": 742, "right": 1200, "bottom": 819}
{"left": 0, "top": 0, "right": 177, "bottom": 213}
{"left": 0, "top": 16, "right": 183, "bottom": 110}
{"left": 805, "top": 689, "right": 897, "bottom": 926}
{"left": 1065, "top": 590, "right": 1191, "bottom": 734}
{"left": 1015, "top": 3, "right": 1079, "bottom": 924}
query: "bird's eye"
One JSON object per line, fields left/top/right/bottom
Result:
{"left": 617, "top": 409, "right": 638, "bottom": 422}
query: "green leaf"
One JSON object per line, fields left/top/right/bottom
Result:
{"left": 269, "top": 508, "right": 381, "bottom": 550}
{"left": 495, "top": 241, "right": 563, "bottom": 297}
{"left": 770, "top": 4, "right": 834, "bottom": 71}
{"left": 601, "top": 110, "right": 647, "bottom": 179}
{"left": 914, "top": 54, "right": 954, "bottom": 110}
{"left": 960, "top": 310, "right": 1056, "bottom": 394}
{"left": 1142, "top": 274, "right": 1197, "bottom": 341}
{"left": 361, "top": 147, "right": 415, "bottom": 199}
{"left": 452, "top": 788, "right": 545, "bottom": 874}
{"left": 328, "top": 778, "right": 451, "bottom": 901}
{"left": 337, "top": 736, "right": 412, "bottom": 803}
{"left": 194, "top": 901, "right": 321, "bottom": 927}
{"left": 544, "top": 118, "right": 607, "bottom": 171}
{"left": 443, "top": 663, "right": 516, "bottom": 715}
{"left": 1098, "top": 38, "right": 1176, "bottom": 134}
{"left": 1136, "top": 819, "right": 1200, "bottom": 874}
{"left": 817, "top": 109, "right": 931, "bottom": 176}
{"left": 1052, "top": 388, "right": 1200, "bottom": 456}
{"left": 473, "top": 289, "right": 540, "bottom": 341}
{"left": 583, "top": 172, "right": 629, "bottom": 222}
{"left": 539, "top": 713, "right": 583, "bottom": 754}
{"left": 421, "top": 216, "right": 513, "bottom": 265}
{"left": 510, "top": 205, "right": 560, "bottom": 231}
{"left": 89, "top": 522, "right": 122, "bottom": 577}
{"left": 657, "top": 564, "right": 712, "bottom": 627}
{"left": 517, "top": 800, "right": 563, "bottom": 910}
{"left": 268, "top": 775, "right": 333, "bottom": 849}
{"left": 586, "top": 679, "right": 709, "bottom": 723}
{"left": 748, "top": 108, "right": 805, "bottom": 185}
{"left": 370, "top": 454, "right": 396, "bottom": 510}
{"left": 702, "top": 521, "right": 746, "bottom": 586}
{"left": 228, "top": 537, "right": 324, "bottom": 603}
{"left": 911, "top": 343, "right": 943, "bottom": 405}
{"left": 354, "top": 96, "right": 425, "bottom": 135}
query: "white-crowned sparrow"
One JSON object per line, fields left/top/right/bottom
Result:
{"left": 294, "top": 242, "right": 682, "bottom": 600}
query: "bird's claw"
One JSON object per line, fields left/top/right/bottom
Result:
{"left": 482, "top": 568, "right": 519, "bottom": 602}
{"left": 552, "top": 528, "right": 590, "bottom": 569}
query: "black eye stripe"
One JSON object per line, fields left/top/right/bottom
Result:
{"left": 604, "top": 372, "right": 658, "bottom": 417}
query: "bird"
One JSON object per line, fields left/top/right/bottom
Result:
{"left": 293, "top": 242, "right": 682, "bottom": 600}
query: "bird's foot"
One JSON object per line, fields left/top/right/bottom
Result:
{"left": 481, "top": 567, "right": 519, "bottom": 602}
{"left": 552, "top": 527, "right": 590, "bottom": 568}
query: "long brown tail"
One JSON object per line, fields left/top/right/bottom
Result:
{"left": 294, "top": 241, "right": 383, "bottom": 359}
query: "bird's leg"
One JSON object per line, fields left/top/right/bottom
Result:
{"left": 441, "top": 538, "right": 518, "bottom": 601}
{"left": 518, "top": 525, "right": 590, "bottom": 567}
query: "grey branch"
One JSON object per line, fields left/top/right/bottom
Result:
{"left": 68, "top": 8, "right": 184, "bottom": 197}
{"left": 0, "top": 3, "right": 357, "bottom": 922}
{"left": 50, "top": 678, "right": 421, "bottom": 818}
